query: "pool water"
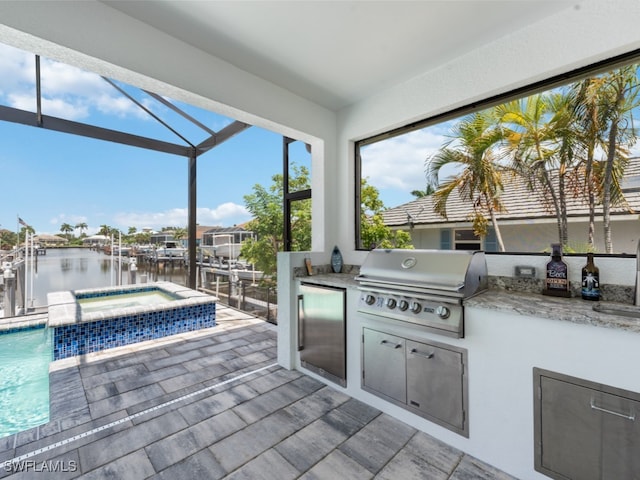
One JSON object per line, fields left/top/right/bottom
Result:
{"left": 77, "top": 290, "right": 179, "bottom": 313}
{"left": 0, "top": 327, "right": 51, "bottom": 438}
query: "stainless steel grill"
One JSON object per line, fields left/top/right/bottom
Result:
{"left": 355, "top": 249, "right": 488, "bottom": 338}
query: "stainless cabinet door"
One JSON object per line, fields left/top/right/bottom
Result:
{"left": 406, "top": 340, "right": 464, "bottom": 430}
{"left": 599, "top": 390, "right": 640, "bottom": 479}
{"left": 540, "top": 376, "right": 640, "bottom": 480}
{"left": 540, "top": 376, "right": 601, "bottom": 480}
{"left": 363, "top": 328, "right": 406, "bottom": 403}
{"left": 298, "top": 284, "right": 346, "bottom": 382}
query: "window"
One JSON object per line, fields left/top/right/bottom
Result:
{"left": 454, "top": 229, "right": 481, "bottom": 251}
{"left": 356, "top": 50, "right": 640, "bottom": 255}
{"left": 283, "top": 137, "right": 312, "bottom": 252}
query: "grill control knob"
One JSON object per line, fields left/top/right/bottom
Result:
{"left": 365, "top": 294, "right": 376, "bottom": 305}
{"left": 386, "top": 298, "right": 397, "bottom": 309}
{"left": 436, "top": 305, "right": 450, "bottom": 319}
{"left": 410, "top": 302, "right": 422, "bottom": 314}
{"left": 398, "top": 300, "right": 409, "bottom": 311}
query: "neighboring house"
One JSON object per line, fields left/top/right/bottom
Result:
{"left": 33, "top": 234, "right": 68, "bottom": 246}
{"left": 150, "top": 226, "right": 219, "bottom": 247}
{"left": 149, "top": 231, "right": 175, "bottom": 245}
{"left": 193, "top": 225, "right": 219, "bottom": 247}
{"left": 201, "top": 225, "right": 256, "bottom": 247}
{"left": 200, "top": 225, "right": 256, "bottom": 260}
{"left": 383, "top": 158, "right": 640, "bottom": 254}
{"left": 82, "top": 234, "right": 109, "bottom": 246}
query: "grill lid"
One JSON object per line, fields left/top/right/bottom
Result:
{"left": 355, "top": 249, "right": 488, "bottom": 299}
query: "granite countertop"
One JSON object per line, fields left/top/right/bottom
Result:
{"left": 466, "top": 289, "right": 640, "bottom": 334}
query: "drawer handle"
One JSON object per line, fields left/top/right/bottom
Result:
{"left": 380, "top": 340, "right": 402, "bottom": 349}
{"left": 410, "top": 348, "right": 434, "bottom": 359}
{"left": 590, "top": 399, "right": 636, "bottom": 421}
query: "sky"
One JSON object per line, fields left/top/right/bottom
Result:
{"left": 0, "top": 42, "right": 429, "bottom": 237}
{"left": 360, "top": 126, "right": 451, "bottom": 201}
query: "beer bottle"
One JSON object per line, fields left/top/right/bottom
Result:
{"left": 544, "top": 243, "right": 570, "bottom": 297}
{"left": 581, "top": 253, "right": 600, "bottom": 301}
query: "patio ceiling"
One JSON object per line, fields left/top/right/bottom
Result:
{"left": 102, "top": 0, "right": 575, "bottom": 111}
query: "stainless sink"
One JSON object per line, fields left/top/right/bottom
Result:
{"left": 592, "top": 303, "right": 640, "bottom": 318}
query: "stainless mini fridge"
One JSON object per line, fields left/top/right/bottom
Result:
{"left": 297, "top": 282, "right": 346, "bottom": 387}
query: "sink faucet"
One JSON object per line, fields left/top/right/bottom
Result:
{"left": 636, "top": 239, "right": 640, "bottom": 306}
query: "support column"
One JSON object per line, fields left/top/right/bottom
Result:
{"left": 188, "top": 148, "right": 197, "bottom": 289}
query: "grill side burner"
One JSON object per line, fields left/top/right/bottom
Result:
{"left": 355, "top": 249, "right": 487, "bottom": 338}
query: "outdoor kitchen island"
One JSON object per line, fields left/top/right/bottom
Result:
{"left": 283, "top": 256, "right": 640, "bottom": 480}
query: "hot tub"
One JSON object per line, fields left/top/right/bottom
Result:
{"left": 47, "top": 282, "right": 217, "bottom": 360}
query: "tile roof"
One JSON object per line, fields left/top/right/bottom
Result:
{"left": 383, "top": 157, "right": 640, "bottom": 227}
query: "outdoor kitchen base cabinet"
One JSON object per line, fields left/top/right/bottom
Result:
{"left": 362, "top": 328, "right": 468, "bottom": 437}
{"left": 534, "top": 368, "right": 640, "bottom": 480}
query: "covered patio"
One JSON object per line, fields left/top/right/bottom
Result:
{"left": 1, "top": 2, "right": 639, "bottom": 479}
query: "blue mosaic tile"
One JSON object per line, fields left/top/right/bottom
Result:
{"left": 53, "top": 301, "right": 216, "bottom": 360}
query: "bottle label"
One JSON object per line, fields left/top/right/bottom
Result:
{"left": 582, "top": 272, "right": 600, "bottom": 299}
{"left": 546, "top": 262, "right": 568, "bottom": 290}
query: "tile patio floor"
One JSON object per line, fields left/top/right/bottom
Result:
{"left": 0, "top": 305, "right": 518, "bottom": 479}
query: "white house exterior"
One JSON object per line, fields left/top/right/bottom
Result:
{"left": 382, "top": 158, "right": 640, "bottom": 254}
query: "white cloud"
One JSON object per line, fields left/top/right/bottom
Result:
{"left": 43, "top": 96, "right": 90, "bottom": 119}
{"left": 0, "top": 43, "right": 150, "bottom": 121}
{"left": 0, "top": 44, "right": 35, "bottom": 93}
{"left": 360, "top": 127, "right": 448, "bottom": 192}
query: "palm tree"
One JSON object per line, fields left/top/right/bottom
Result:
{"left": 426, "top": 111, "right": 507, "bottom": 251}
{"left": 172, "top": 227, "right": 188, "bottom": 247}
{"left": 569, "top": 67, "right": 640, "bottom": 253}
{"left": 410, "top": 184, "right": 436, "bottom": 198}
{"left": 75, "top": 222, "right": 88, "bottom": 238}
{"left": 598, "top": 65, "right": 640, "bottom": 252}
{"left": 570, "top": 76, "right": 607, "bottom": 250}
{"left": 60, "top": 223, "right": 74, "bottom": 239}
{"left": 495, "top": 92, "right": 575, "bottom": 247}
{"left": 98, "top": 225, "right": 112, "bottom": 238}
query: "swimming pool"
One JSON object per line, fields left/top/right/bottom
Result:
{"left": 0, "top": 283, "right": 215, "bottom": 438}
{"left": 0, "top": 327, "right": 51, "bottom": 438}
{"left": 48, "top": 282, "right": 217, "bottom": 360}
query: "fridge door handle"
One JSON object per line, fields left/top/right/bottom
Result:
{"left": 297, "top": 294, "right": 304, "bottom": 351}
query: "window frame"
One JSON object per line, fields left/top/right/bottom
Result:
{"left": 354, "top": 48, "right": 640, "bottom": 251}
{"left": 283, "top": 136, "right": 312, "bottom": 252}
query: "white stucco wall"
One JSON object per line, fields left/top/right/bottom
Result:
{"left": 409, "top": 217, "right": 640, "bottom": 254}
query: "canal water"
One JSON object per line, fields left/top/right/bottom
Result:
{"left": 30, "top": 248, "right": 188, "bottom": 308}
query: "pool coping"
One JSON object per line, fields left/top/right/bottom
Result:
{"left": 0, "top": 313, "right": 48, "bottom": 333}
